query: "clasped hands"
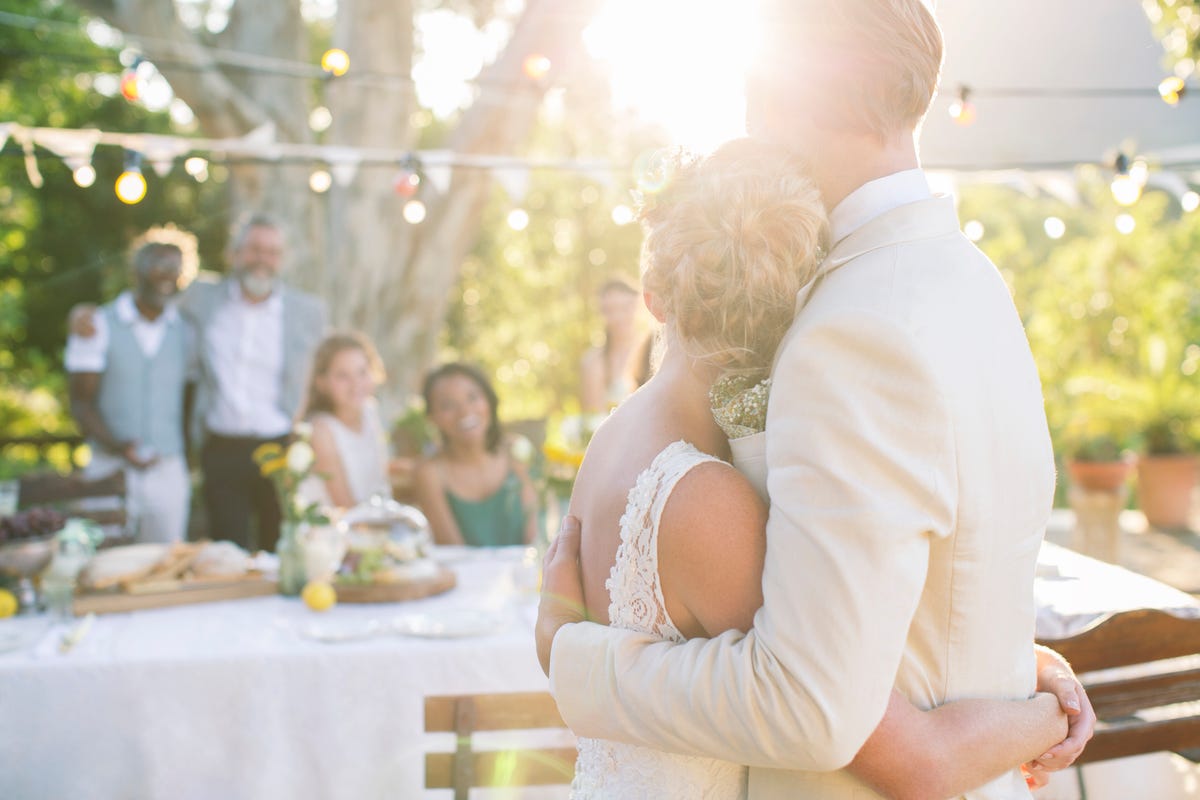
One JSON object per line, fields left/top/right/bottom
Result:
{"left": 535, "top": 515, "right": 1096, "bottom": 783}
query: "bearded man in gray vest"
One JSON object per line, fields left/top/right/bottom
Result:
{"left": 67, "top": 236, "right": 197, "bottom": 544}
{"left": 72, "top": 214, "right": 327, "bottom": 551}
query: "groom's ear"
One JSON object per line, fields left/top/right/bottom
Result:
{"left": 644, "top": 291, "right": 667, "bottom": 323}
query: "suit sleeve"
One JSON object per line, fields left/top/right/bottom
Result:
{"left": 549, "top": 309, "right": 957, "bottom": 770}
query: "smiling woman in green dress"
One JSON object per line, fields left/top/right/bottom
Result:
{"left": 414, "top": 363, "right": 537, "bottom": 547}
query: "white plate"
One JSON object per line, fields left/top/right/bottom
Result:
{"left": 0, "top": 618, "right": 53, "bottom": 655}
{"left": 391, "top": 609, "right": 505, "bottom": 639}
{"left": 292, "top": 618, "right": 385, "bottom": 644}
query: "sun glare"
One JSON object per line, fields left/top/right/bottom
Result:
{"left": 584, "top": 0, "right": 759, "bottom": 152}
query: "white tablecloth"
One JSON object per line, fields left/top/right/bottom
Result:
{"left": 4, "top": 542, "right": 1199, "bottom": 800}
{"left": 0, "top": 546, "right": 556, "bottom": 800}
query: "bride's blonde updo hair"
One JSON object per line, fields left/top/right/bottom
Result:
{"left": 638, "top": 138, "right": 829, "bottom": 378}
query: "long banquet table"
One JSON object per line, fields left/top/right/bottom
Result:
{"left": 3, "top": 541, "right": 1200, "bottom": 800}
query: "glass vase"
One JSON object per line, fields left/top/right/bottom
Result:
{"left": 276, "top": 520, "right": 308, "bottom": 597}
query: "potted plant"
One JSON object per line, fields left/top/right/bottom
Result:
{"left": 1136, "top": 418, "right": 1198, "bottom": 531}
{"left": 1065, "top": 434, "right": 1134, "bottom": 493}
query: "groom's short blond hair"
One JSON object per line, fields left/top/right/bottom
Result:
{"left": 760, "top": 0, "right": 943, "bottom": 139}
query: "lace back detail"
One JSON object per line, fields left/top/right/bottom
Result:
{"left": 604, "top": 440, "right": 723, "bottom": 644}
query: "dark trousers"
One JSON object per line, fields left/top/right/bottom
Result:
{"left": 201, "top": 433, "right": 287, "bottom": 552}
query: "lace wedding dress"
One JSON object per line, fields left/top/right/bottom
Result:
{"left": 569, "top": 440, "right": 749, "bottom": 800}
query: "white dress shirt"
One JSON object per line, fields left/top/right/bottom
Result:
{"left": 203, "top": 281, "right": 291, "bottom": 438}
{"left": 65, "top": 292, "right": 180, "bottom": 372}
{"left": 828, "top": 168, "right": 933, "bottom": 244}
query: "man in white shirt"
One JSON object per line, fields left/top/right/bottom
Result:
{"left": 182, "top": 214, "right": 327, "bottom": 552}
{"left": 536, "top": 1, "right": 1092, "bottom": 796}
{"left": 66, "top": 236, "right": 196, "bottom": 544}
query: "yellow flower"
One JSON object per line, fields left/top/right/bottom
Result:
{"left": 260, "top": 456, "right": 288, "bottom": 477}
{"left": 252, "top": 442, "right": 284, "bottom": 464}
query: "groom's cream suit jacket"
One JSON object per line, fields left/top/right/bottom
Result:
{"left": 550, "top": 180, "right": 1056, "bottom": 799}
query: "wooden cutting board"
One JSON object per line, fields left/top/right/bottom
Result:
{"left": 334, "top": 564, "right": 456, "bottom": 603}
{"left": 73, "top": 574, "right": 277, "bottom": 615}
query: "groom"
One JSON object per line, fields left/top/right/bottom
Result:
{"left": 537, "top": 1, "right": 1091, "bottom": 796}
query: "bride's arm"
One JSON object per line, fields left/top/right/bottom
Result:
{"left": 660, "top": 466, "right": 1071, "bottom": 798}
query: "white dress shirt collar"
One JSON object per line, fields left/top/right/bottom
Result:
{"left": 114, "top": 290, "right": 179, "bottom": 327}
{"left": 829, "top": 169, "right": 933, "bottom": 245}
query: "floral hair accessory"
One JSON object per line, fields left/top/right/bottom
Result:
{"left": 709, "top": 374, "right": 771, "bottom": 440}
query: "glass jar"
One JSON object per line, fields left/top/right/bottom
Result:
{"left": 276, "top": 520, "right": 308, "bottom": 596}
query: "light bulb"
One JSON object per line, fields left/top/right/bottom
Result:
{"left": 507, "top": 209, "right": 530, "bottom": 231}
{"left": 115, "top": 169, "right": 147, "bottom": 204}
{"left": 309, "top": 169, "right": 332, "bottom": 193}
{"left": 1182, "top": 191, "right": 1199, "bottom": 213}
{"left": 523, "top": 54, "right": 552, "bottom": 81}
{"left": 72, "top": 164, "right": 97, "bottom": 188}
{"left": 611, "top": 205, "right": 635, "bottom": 226}
{"left": 1111, "top": 174, "right": 1142, "bottom": 206}
{"left": 321, "top": 48, "right": 350, "bottom": 77}
{"left": 403, "top": 199, "right": 427, "bottom": 224}
{"left": 1115, "top": 214, "right": 1136, "bottom": 235}
{"left": 1159, "top": 75, "right": 1186, "bottom": 106}
{"left": 309, "top": 106, "right": 333, "bottom": 133}
{"left": 1043, "top": 217, "right": 1066, "bottom": 240}
{"left": 393, "top": 170, "right": 420, "bottom": 198}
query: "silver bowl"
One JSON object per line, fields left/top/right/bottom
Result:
{"left": 0, "top": 535, "right": 56, "bottom": 613}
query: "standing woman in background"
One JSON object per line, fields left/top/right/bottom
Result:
{"left": 414, "top": 363, "right": 537, "bottom": 546}
{"left": 579, "top": 278, "right": 653, "bottom": 413}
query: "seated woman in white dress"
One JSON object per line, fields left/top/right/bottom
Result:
{"left": 301, "top": 332, "right": 392, "bottom": 510}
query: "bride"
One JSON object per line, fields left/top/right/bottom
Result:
{"left": 561, "top": 138, "right": 1076, "bottom": 798}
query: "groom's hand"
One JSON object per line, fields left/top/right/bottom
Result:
{"left": 536, "top": 515, "right": 587, "bottom": 677}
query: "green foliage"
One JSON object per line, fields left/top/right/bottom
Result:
{"left": 961, "top": 172, "right": 1200, "bottom": 469}
{"left": 1071, "top": 434, "right": 1125, "bottom": 463}
{"left": 1150, "top": 1, "right": 1200, "bottom": 62}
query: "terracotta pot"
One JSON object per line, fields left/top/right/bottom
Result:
{"left": 1136, "top": 454, "right": 1199, "bottom": 531}
{"left": 1066, "top": 458, "right": 1134, "bottom": 493}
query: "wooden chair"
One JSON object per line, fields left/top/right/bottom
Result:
{"left": 425, "top": 691, "right": 577, "bottom": 799}
{"left": 17, "top": 470, "right": 129, "bottom": 543}
{"left": 1036, "top": 608, "right": 1200, "bottom": 765}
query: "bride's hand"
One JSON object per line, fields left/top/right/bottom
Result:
{"left": 1024, "top": 645, "right": 1096, "bottom": 777}
{"left": 535, "top": 515, "right": 588, "bottom": 676}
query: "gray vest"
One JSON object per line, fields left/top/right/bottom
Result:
{"left": 94, "top": 303, "right": 190, "bottom": 457}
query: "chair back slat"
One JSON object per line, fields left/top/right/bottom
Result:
{"left": 1085, "top": 668, "right": 1200, "bottom": 719}
{"left": 1040, "top": 609, "right": 1200, "bottom": 673}
{"left": 425, "top": 692, "right": 575, "bottom": 798}
{"left": 17, "top": 471, "right": 126, "bottom": 506}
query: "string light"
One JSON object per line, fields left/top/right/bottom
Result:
{"left": 402, "top": 199, "right": 426, "bottom": 224}
{"left": 507, "top": 208, "right": 530, "bottom": 231}
{"left": 183, "top": 156, "right": 208, "bottom": 181}
{"left": 1044, "top": 217, "right": 1066, "bottom": 239}
{"left": 309, "top": 169, "right": 332, "bottom": 193}
{"left": 114, "top": 151, "right": 146, "bottom": 204}
{"left": 1115, "top": 213, "right": 1136, "bottom": 235}
{"left": 308, "top": 106, "right": 333, "bottom": 133}
{"left": 119, "top": 56, "right": 143, "bottom": 102}
{"left": 1110, "top": 153, "right": 1143, "bottom": 206}
{"left": 320, "top": 48, "right": 350, "bottom": 77}
{"left": 610, "top": 204, "right": 635, "bottom": 226}
{"left": 393, "top": 159, "right": 421, "bottom": 198}
{"left": 72, "top": 164, "right": 96, "bottom": 188}
{"left": 948, "top": 86, "right": 976, "bottom": 126}
{"left": 1183, "top": 191, "right": 1200, "bottom": 213}
{"left": 1159, "top": 76, "right": 1187, "bottom": 106}
{"left": 522, "top": 54, "right": 552, "bottom": 81}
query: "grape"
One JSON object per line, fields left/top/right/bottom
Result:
{"left": 0, "top": 507, "right": 67, "bottom": 544}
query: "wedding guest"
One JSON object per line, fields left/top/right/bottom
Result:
{"left": 299, "top": 332, "right": 392, "bottom": 510}
{"left": 66, "top": 230, "right": 198, "bottom": 544}
{"left": 71, "top": 213, "right": 327, "bottom": 551}
{"left": 579, "top": 278, "right": 653, "bottom": 413}
{"left": 414, "top": 363, "right": 536, "bottom": 547}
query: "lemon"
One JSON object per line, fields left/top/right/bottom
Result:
{"left": 301, "top": 580, "right": 337, "bottom": 612}
{"left": 0, "top": 588, "right": 17, "bottom": 619}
